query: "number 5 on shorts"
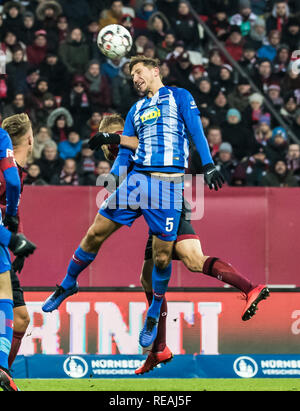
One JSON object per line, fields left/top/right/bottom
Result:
{"left": 166, "top": 217, "right": 174, "bottom": 232}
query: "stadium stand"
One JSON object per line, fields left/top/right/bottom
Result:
{"left": 0, "top": 0, "right": 299, "bottom": 187}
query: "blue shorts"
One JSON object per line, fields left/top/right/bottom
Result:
{"left": 99, "top": 170, "right": 183, "bottom": 241}
{"left": 0, "top": 245, "right": 11, "bottom": 274}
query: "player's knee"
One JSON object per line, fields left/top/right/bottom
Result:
{"left": 14, "top": 310, "right": 30, "bottom": 333}
{"left": 85, "top": 225, "right": 106, "bottom": 249}
{"left": 154, "top": 254, "right": 171, "bottom": 270}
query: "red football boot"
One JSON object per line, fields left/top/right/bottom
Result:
{"left": 0, "top": 367, "right": 20, "bottom": 391}
{"left": 135, "top": 346, "right": 173, "bottom": 375}
{"left": 242, "top": 284, "right": 270, "bottom": 321}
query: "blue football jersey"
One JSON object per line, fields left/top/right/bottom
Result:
{"left": 123, "top": 86, "right": 213, "bottom": 172}
{"left": 0, "top": 128, "right": 13, "bottom": 160}
{"left": 0, "top": 128, "right": 20, "bottom": 251}
{"left": 0, "top": 127, "right": 21, "bottom": 220}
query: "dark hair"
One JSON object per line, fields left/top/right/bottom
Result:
{"left": 129, "top": 55, "right": 161, "bottom": 74}
{"left": 208, "top": 125, "right": 222, "bottom": 133}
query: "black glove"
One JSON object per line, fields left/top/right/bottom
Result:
{"left": 203, "top": 163, "right": 225, "bottom": 191}
{"left": 3, "top": 214, "right": 19, "bottom": 233}
{"left": 8, "top": 233, "right": 36, "bottom": 258}
{"left": 88, "top": 133, "right": 121, "bottom": 151}
{"left": 12, "top": 256, "right": 25, "bottom": 274}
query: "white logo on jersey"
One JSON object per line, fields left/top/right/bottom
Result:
{"left": 6, "top": 149, "right": 14, "bottom": 158}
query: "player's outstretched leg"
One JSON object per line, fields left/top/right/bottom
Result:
{"left": 42, "top": 215, "right": 121, "bottom": 312}
{"left": 175, "top": 239, "right": 270, "bottom": 321}
{"left": 202, "top": 257, "right": 270, "bottom": 321}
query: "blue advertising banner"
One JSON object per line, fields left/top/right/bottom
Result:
{"left": 195, "top": 355, "right": 300, "bottom": 378}
{"left": 24, "top": 355, "right": 197, "bottom": 379}
{"left": 12, "top": 354, "right": 300, "bottom": 380}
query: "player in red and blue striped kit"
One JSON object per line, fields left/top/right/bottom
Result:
{"left": 0, "top": 115, "right": 36, "bottom": 391}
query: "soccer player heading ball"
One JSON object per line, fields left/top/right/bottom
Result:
{"left": 43, "top": 57, "right": 269, "bottom": 353}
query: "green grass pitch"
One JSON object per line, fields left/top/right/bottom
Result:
{"left": 15, "top": 378, "right": 300, "bottom": 391}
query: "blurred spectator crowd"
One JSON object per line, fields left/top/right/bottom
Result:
{"left": 0, "top": 0, "right": 300, "bottom": 187}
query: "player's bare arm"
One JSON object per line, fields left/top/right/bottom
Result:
{"left": 120, "top": 135, "right": 139, "bottom": 151}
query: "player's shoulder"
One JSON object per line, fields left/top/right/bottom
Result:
{"left": 0, "top": 128, "right": 12, "bottom": 144}
{"left": 167, "top": 86, "right": 194, "bottom": 103}
{"left": 0, "top": 127, "right": 10, "bottom": 141}
{"left": 167, "top": 86, "right": 192, "bottom": 97}
{"left": 0, "top": 128, "right": 13, "bottom": 155}
{"left": 166, "top": 87, "right": 197, "bottom": 113}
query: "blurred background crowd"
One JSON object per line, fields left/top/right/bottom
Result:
{"left": 0, "top": 0, "right": 300, "bottom": 187}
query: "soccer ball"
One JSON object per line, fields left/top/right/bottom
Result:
{"left": 97, "top": 24, "right": 133, "bottom": 59}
